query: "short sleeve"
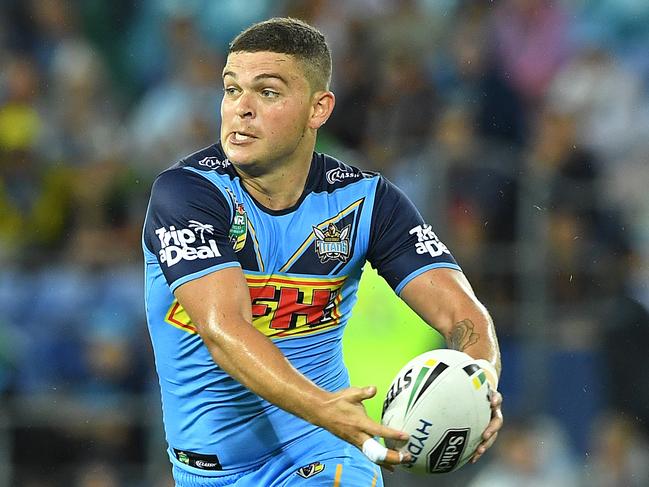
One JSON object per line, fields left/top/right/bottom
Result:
{"left": 366, "top": 176, "right": 461, "bottom": 294}
{"left": 143, "top": 168, "right": 241, "bottom": 291}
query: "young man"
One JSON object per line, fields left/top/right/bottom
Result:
{"left": 143, "top": 17, "right": 502, "bottom": 487}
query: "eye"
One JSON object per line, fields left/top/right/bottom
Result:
{"left": 224, "top": 86, "right": 240, "bottom": 96}
{"left": 261, "top": 89, "right": 279, "bottom": 98}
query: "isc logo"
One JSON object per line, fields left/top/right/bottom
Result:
{"left": 247, "top": 275, "right": 346, "bottom": 337}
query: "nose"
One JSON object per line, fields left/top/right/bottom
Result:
{"left": 235, "top": 91, "right": 255, "bottom": 119}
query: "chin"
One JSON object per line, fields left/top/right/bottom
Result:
{"left": 223, "top": 149, "right": 263, "bottom": 174}
{"left": 223, "top": 144, "right": 254, "bottom": 164}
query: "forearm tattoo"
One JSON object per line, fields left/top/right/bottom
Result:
{"left": 448, "top": 319, "right": 480, "bottom": 351}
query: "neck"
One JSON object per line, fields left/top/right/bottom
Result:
{"left": 237, "top": 153, "right": 313, "bottom": 211}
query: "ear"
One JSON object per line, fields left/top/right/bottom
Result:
{"left": 308, "top": 91, "right": 336, "bottom": 130}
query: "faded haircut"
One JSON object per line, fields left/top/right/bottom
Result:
{"left": 229, "top": 17, "right": 332, "bottom": 92}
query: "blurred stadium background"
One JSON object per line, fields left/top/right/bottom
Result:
{"left": 1, "top": 0, "right": 648, "bottom": 486}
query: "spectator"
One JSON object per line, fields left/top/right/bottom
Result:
{"left": 0, "top": 137, "right": 75, "bottom": 266}
{"left": 548, "top": 43, "right": 649, "bottom": 160}
{"left": 40, "top": 39, "right": 126, "bottom": 166}
{"left": 468, "top": 416, "right": 581, "bottom": 487}
{"left": 438, "top": 3, "right": 528, "bottom": 145}
{"left": 326, "top": 19, "right": 378, "bottom": 151}
{"left": 363, "top": 53, "right": 437, "bottom": 171}
{"left": 128, "top": 24, "right": 223, "bottom": 175}
{"left": 583, "top": 413, "right": 649, "bottom": 487}
{"left": 600, "top": 247, "right": 649, "bottom": 436}
{"left": 491, "top": 0, "right": 573, "bottom": 105}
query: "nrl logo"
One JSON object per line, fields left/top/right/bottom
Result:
{"left": 224, "top": 188, "right": 248, "bottom": 253}
{"left": 177, "top": 451, "right": 190, "bottom": 465}
{"left": 296, "top": 462, "right": 325, "bottom": 479}
{"left": 228, "top": 203, "right": 247, "bottom": 252}
{"left": 313, "top": 222, "right": 351, "bottom": 263}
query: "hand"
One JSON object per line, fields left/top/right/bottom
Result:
{"left": 470, "top": 388, "right": 503, "bottom": 463}
{"left": 314, "top": 386, "right": 411, "bottom": 469}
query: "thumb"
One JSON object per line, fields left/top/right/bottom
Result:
{"left": 361, "top": 385, "right": 377, "bottom": 400}
{"left": 344, "top": 385, "right": 378, "bottom": 403}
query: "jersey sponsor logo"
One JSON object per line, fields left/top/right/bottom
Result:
{"left": 326, "top": 167, "right": 360, "bottom": 184}
{"left": 313, "top": 223, "right": 351, "bottom": 263}
{"left": 198, "top": 156, "right": 231, "bottom": 169}
{"left": 165, "top": 300, "right": 197, "bottom": 333}
{"left": 247, "top": 275, "right": 346, "bottom": 337}
{"left": 296, "top": 461, "right": 325, "bottom": 479}
{"left": 172, "top": 448, "right": 222, "bottom": 471}
{"left": 409, "top": 224, "right": 450, "bottom": 258}
{"left": 155, "top": 222, "right": 221, "bottom": 267}
{"left": 164, "top": 274, "right": 347, "bottom": 338}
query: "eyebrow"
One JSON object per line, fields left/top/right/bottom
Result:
{"left": 222, "top": 71, "right": 289, "bottom": 85}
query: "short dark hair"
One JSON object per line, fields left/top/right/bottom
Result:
{"left": 229, "top": 17, "right": 332, "bottom": 91}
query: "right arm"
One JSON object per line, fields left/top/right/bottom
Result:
{"left": 174, "top": 266, "right": 408, "bottom": 465}
{"left": 144, "top": 167, "right": 407, "bottom": 465}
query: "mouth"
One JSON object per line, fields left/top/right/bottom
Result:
{"left": 229, "top": 131, "right": 257, "bottom": 144}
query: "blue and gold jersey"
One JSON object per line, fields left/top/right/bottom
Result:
{"left": 142, "top": 143, "right": 460, "bottom": 476}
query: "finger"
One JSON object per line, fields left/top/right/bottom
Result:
{"left": 479, "top": 431, "right": 499, "bottom": 452}
{"left": 483, "top": 421, "right": 503, "bottom": 440}
{"left": 470, "top": 449, "right": 482, "bottom": 464}
{"left": 367, "top": 423, "right": 409, "bottom": 442}
{"left": 490, "top": 391, "right": 503, "bottom": 407}
{"left": 472, "top": 431, "right": 499, "bottom": 462}
{"left": 362, "top": 438, "right": 411, "bottom": 466}
{"left": 483, "top": 409, "right": 504, "bottom": 439}
{"left": 361, "top": 414, "right": 409, "bottom": 442}
{"left": 472, "top": 393, "right": 504, "bottom": 464}
{"left": 471, "top": 444, "right": 487, "bottom": 464}
{"left": 471, "top": 431, "right": 498, "bottom": 464}
{"left": 362, "top": 438, "right": 388, "bottom": 463}
{"left": 384, "top": 447, "right": 410, "bottom": 465}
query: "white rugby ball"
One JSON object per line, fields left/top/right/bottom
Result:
{"left": 381, "top": 349, "right": 492, "bottom": 474}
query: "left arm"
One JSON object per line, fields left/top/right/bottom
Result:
{"left": 364, "top": 175, "right": 502, "bottom": 462}
{"left": 400, "top": 267, "right": 500, "bottom": 379}
{"left": 400, "top": 267, "right": 503, "bottom": 462}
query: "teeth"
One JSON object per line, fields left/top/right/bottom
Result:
{"left": 234, "top": 132, "right": 251, "bottom": 141}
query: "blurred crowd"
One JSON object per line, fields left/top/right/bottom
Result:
{"left": 1, "top": 0, "right": 648, "bottom": 485}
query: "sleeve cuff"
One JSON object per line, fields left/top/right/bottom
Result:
{"left": 169, "top": 261, "right": 242, "bottom": 293}
{"left": 394, "top": 262, "right": 462, "bottom": 295}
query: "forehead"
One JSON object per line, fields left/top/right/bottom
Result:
{"left": 223, "top": 51, "right": 306, "bottom": 84}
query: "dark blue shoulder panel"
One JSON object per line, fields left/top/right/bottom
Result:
{"left": 143, "top": 167, "right": 240, "bottom": 291}
{"left": 367, "top": 175, "right": 460, "bottom": 294}
{"left": 316, "top": 153, "right": 376, "bottom": 193}
{"left": 175, "top": 143, "right": 237, "bottom": 178}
